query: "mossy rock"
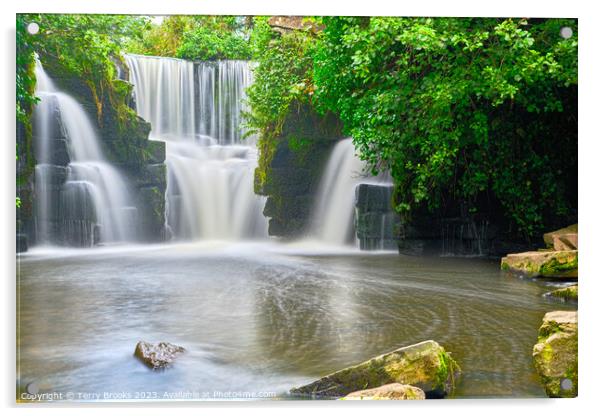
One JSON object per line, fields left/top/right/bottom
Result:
{"left": 546, "top": 285, "right": 578, "bottom": 302}
{"left": 532, "top": 311, "right": 578, "bottom": 398}
{"left": 290, "top": 340, "right": 460, "bottom": 399}
{"left": 501, "top": 250, "right": 578, "bottom": 278}
{"left": 341, "top": 383, "right": 425, "bottom": 400}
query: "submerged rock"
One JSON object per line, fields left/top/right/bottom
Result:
{"left": 501, "top": 250, "right": 577, "bottom": 278}
{"left": 546, "top": 285, "right": 578, "bottom": 302}
{"left": 290, "top": 340, "right": 460, "bottom": 398}
{"left": 134, "top": 341, "right": 185, "bottom": 370}
{"left": 532, "top": 311, "right": 578, "bottom": 398}
{"left": 342, "top": 383, "right": 425, "bottom": 400}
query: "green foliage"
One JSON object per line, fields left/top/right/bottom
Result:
{"left": 16, "top": 16, "right": 38, "bottom": 125}
{"left": 311, "top": 17, "right": 577, "bottom": 238}
{"left": 21, "top": 14, "right": 149, "bottom": 123}
{"left": 177, "top": 17, "right": 251, "bottom": 60}
{"left": 245, "top": 17, "right": 316, "bottom": 138}
{"left": 126, "top": 16, "right": 252, "bottom": 60}
{"left": 16, "top": 15, "right": 38, "bottom": 196}
{"left": 244, "top": 17, "right": 317, "bottom": 192}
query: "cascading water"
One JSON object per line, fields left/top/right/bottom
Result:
{"left": 33, "top": 60, "right": 137, "bottom": 246}
{"left": 124, "top": 54, "right": 267, "bottom": 240}
{"left": 310, "top": 138, "right": 392, "bottom": 247}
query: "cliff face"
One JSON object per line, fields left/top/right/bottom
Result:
{"left": 22, "top": 54, "right": 167, "bottom": 246}
{"left": 255, "top": 102, "right": 344, "bottom": 238}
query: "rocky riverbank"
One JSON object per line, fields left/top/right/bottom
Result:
{"left": 501, "top": 224, "right": 578, "bottom": 279}
{"left": 532, "top": 311, "right": 578, "bottom": 398}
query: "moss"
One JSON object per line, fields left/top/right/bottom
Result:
{"left": 533, "top": 311, "right": 578, "bottom": 398}
{"left": 435, "top": 350, "right": 459, "bottom": 394}
{"left": 291, "top": 340, "right": 459, "bottom": 398}
{"left": 541, "top": 252, "right": 578, "bottom": 276}
{"left": 548, "top": 285, "right": 578, "bottom": 301}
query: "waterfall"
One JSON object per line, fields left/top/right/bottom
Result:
{"left": 124, "top": 54, "right": 267, "bottom": 240}
{"left": 33, "top": 60, "right": 137, "bottom": 246}
{"left": 310, "top": 138, "right": 392, "bottom": 247}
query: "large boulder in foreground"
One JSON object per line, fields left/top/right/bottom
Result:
{"left": 134, "top": 341, "right": 185, "bottom": 370}
{"left": 342, "top": 383, "right": 425, "bottom": 400}
{"left": 501, "top": 250, "right": 577, "bottom": 278}
{"left": 290, "top": 340, "right": 460, "bottom": 398}
{"left": 533, "top": 311, "right": 578, "bottom": 397}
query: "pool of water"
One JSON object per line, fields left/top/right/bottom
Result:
{"left": 16, "top": 242, "right": 576, "bottom": 401}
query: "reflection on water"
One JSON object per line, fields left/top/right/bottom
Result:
{"left": 16, "top": 243, "right": 576, "bottom": 400}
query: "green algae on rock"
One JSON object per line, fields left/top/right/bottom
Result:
{"left": 342, "top": 383, "right": 425, "bottom": 400}
{"left": 290, "top": 340, "right": 460, "bottom": 398}
{"left": 546, "top": 285, "right": 578, "bottom": 302}
{"left": 532, "top": 311, "right": 578, "bottom": 398}
{"left": 501, "top": 250, "right": 578, "bottom": 278}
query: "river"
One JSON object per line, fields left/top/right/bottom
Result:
{"left": 16, "top": 242, "right": 575, "bottom": 401}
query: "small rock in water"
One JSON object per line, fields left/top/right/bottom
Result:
{"left": 545, "top": 285, "right": 578, "bottom": 302}
{"left": 342, "top": 383, "right": 425, "bottom": 400}
{"left": 134, "top": 341, "right": 185, "bottom": 370}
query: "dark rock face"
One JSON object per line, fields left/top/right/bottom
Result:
{"left": 134, "top": 341, "right": 185, "bottom": 370}
{"left": 398, "top": 214, "right": 500, "bottom": 257}
{"left": 355, "top": 184, "right": 400, "bottom": 250}
{"left": 256, "top": 103, "right": 344, "bottom": 239}
{"left": 16, "top": 234, "right": 28, "bottom": 253}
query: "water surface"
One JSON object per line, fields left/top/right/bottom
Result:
{"left": 17, "top": 242, "right": 576, "bottom": 401}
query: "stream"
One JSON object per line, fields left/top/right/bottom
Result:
{"left": 17, "top": 242, "right": 576, "bottom": 400}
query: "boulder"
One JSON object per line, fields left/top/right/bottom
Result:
{"left": 532, "top": 311, "right": 578, "bottom": 398}
{"left": 290, "top": 340, "right": 460, "bottom": 398}
{"left": 501, "top": 250, "right": 577, "bottom": 278}
{"left": 342, "top": 383, "right": 425, "bottom": 400}
{"left": 543, "top": 224, "right": 578, "bottom": 249}
{"left": 546, "top": 285, "right": 578, "bottom": 302}
{"left": 134, "top": 341, "right": 185, "bottom": 370}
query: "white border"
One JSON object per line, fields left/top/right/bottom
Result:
{"left": 2, "top": 1, "right": 601, "bottom": 415}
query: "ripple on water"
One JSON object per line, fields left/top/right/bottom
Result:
{"left": 17, "top": 244, "right": 576, "bottom": 400}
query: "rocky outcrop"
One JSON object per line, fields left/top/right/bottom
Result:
{"left": 397, "top": 211, "right": 502, "bottom": 256}
{"left": 546, "top": 285, "right": 578, "bottom": 302}
{"left": 256, "top": 102, "right": 344, "bottom": 238}
{"left": 134, "top": 341, "right": 185, "bottom": 370}
{"left": 290, "top": 340, "right": 460, "bottom": 399}
{"left": 16, "top": 234, "right": 28, "bottom": 253}
{"left": 544, "top": 224, "right": 578, "bottom": 251}
{"left": 501, "top": 224, "right": 578, "bottom": 278}
{"left": 501, "top": 250, "right": 578, "bottom": 278}
{"left": 342, "top": 383, "right": 425, "bottom": 400}
{"left": 532, "top": 311, "right": 578, "bottom": 397}
{"left": 355, "top": 184, "right": 400, "bottom": 250}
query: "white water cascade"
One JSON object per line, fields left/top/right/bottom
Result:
{"left": 125, "top": 54, "right": 267, "bottom": 240}
{"left": 310, "top": 138, "right": 392, "bottom": 246}
{"left": 33, "top": 60, "right": 137, "bottom": 246}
